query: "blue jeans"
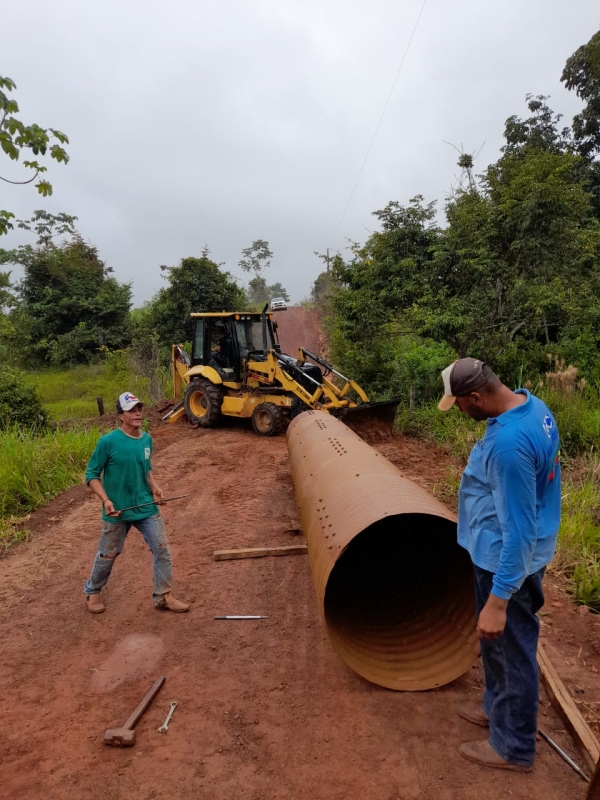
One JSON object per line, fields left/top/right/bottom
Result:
{"left": 474, "top": 565, "right": 545, "bottom": 767}
{"left": 84, "top": 514, "right": 173, "bottom": 603}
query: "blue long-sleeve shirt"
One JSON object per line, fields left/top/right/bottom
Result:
{"left": 457, "top": 390, "right": 561, "bottom": 600}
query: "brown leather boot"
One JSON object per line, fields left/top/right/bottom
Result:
{"left": 459, "top": 740, "right": 533, "bottom": 772}
{"left": 155, "top": 593, "right": 190, "bottom": 612}
{"left": 458, "top": 703, "right": 489, "bottom": 727}
{"left": 86, "top": 593, "right": 105, "bottom": 614}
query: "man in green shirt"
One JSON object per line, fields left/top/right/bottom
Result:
{"left": 83, "top": 392, "right": 189, "bottom": 614}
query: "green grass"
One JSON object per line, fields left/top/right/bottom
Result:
{"left": 396, "top": 403, "right": 486, "bottom": 460}
{"left": 23, "top": 362, "right": 139, "bottom": 420}
{"left": 554, "top": 454, "right": 600, "bottom": 609}
{"left": 24, "top": 353, "right": 174, "bottom": 422}
{"left": 0, "top": 425, "right": 100, "bottom": 549}
{"left": 539, "top": 386, "right": 600, "bottom": 455}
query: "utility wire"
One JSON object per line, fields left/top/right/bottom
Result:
{"left": 332, "top": 0, "right": 428, "bottom": 242}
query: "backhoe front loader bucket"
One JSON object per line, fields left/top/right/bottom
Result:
{"left": 334, "top": 398, "right": 400, "bottom": 439}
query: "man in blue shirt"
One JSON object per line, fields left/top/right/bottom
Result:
{"left": 438, "top": 358, "right": 561, "bottom": 772}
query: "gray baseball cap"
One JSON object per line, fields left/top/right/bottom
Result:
{"left": 438, "top": 358, "right": 489, "bottom": 411}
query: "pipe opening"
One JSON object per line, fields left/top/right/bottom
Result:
{"left": 324, "top": 513, "right": 475, "bottom": 690}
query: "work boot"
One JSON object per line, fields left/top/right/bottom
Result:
{"left": 86, "top": 593, "right": 105, "bottom": 614}
{"left": 155, "top": 593, "right": 190, "bottom": 613}
{"left": 459, "top": 740, "right": 533, "bottom": 773}
{"left": 458, "top": 703, "right": 489, "bottom": 728}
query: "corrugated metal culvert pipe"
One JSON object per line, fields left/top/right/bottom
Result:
{"left": 287, "top": 411, "right": 478, "bottom": 691}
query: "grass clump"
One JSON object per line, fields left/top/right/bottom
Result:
{"left": 0, "top": 426, "right": 99, "bottom": 548}
{"left": 553, "top": 454, "right": 600, "bottom": 609}
{"left": 24, "top": 347, "right": 173, "bottom": 421}
{"left": 24, "top": 356, "right": 134, "bottom": 421}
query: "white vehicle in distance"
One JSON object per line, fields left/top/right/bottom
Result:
{"left": 270, "top": 297, "right": 287, "bottom": 311}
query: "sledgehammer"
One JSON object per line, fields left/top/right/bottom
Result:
{"left": 104, "top": 676, "right": 165, "bottom": 746}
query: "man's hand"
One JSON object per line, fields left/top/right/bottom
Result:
{"left": 152, "top": 486, "right": 165, "bottom": 505}
{"left": 477, "top": 594, "right": 509, "bottom": 640}
{"left": 103, "top": 498, "right": 120, "bottom": 517}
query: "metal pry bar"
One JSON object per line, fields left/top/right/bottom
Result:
{"left": 116, "top": 494, "right": 191, "bottom": 513}
{"left": 539, "top": 729, "right": 590, "bottom": 782}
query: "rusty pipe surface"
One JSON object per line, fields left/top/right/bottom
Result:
{"left": 287, "top": 410, "right": 478, "bottom": 691}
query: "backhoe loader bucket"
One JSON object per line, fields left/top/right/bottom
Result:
{"left": 334, "top": 398, "right": 400, "bottom": 439}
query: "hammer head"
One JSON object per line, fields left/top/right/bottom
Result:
{"left": 104, "top": 728, "right": 136, "bottom": 747}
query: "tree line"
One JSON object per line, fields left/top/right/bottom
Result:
{"left": 312, "top": 29, "right": 600, "bottom": 404}
{"left": 0, "top": 220, "right": 290, "bottom": 368}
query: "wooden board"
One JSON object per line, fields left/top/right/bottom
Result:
{"left": 538, "top": 640, "right": 600, "bottom": 773}
{"left": 586, "top": 759, "right": 600, "bottom": 800}
{"left": 213, "top": 544, "right": 308, "bottom": 561}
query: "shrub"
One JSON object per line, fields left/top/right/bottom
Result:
{"left": 0, "top": 366, "right": 49, "bottom": 430}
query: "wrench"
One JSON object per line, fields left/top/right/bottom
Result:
{"left": 158, "top": 701, "right": 177, "bottom": 733}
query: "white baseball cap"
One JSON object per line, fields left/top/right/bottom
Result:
{"left": 116, "top": 392, "right": 144, "bottom": 413}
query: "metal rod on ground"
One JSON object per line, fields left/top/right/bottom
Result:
{"left": 214, "top": 616, "right": 269, "bottom": 620}
{"left": 162, "top": 400, "right": 184, "bottom": 421}
{"left": 539, "top": 729, "right": 590, "bottom": 782}
{"left": 116, "top": 494, "right": 191, "bottom": 513}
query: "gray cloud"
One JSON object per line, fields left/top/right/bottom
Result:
{"left": 2, "top": 0, "right": 598, "bottom": 304}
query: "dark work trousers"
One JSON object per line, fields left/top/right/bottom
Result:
{"left": 473, "top": 565, "right": 546, "bottom": 767}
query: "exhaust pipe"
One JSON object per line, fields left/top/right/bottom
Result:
{"left": 287, "top": 411, "right": 477, "bottom": 691}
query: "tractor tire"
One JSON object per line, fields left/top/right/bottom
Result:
{"left": 184, "top": 378, "right": 222, "bottom": 428}
{"left": 251, "top": 402, "right": 287, "bottom": 436}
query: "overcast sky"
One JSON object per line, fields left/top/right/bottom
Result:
{"left": 2, "top": 1, "right": 599, "bottom": 305}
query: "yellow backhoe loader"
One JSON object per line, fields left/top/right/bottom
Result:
{"left": 167, "top": 307, "right": 398, "bottom": 437}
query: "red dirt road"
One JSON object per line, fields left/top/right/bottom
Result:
{"left": 273, "top": 305, "right": 324, "bottom": 358}
{"left": 0, "top": 418, "right": 591, "bottom": 799}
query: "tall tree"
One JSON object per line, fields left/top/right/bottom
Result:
{"left": 239, "top": 239, "right": 273, "bottom": 277}
{"left": 246, "top": 277, "right": 290, "bottom": 307}
{"left": 0, "top": 76, "right": 70, "bottom": 235}
{"left": 562, "top": 29, "right": 600, "bottom": 220}
{"left": 562, "top": 29, "right": 600, "bottom": 159}
{"left": 502, "top": 95, "right": 571, "bottom": 155}
{"left": 144, "top": 255, "right": 246, "bottom": 345}
{"left": 1, "top": 237, "right": 132, "bottom": 365}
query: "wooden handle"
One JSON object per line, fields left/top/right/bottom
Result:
{"left": 123, "top": 676, "right": 166, "bottom": 730}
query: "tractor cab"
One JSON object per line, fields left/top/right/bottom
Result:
{"left": 190, "top": 311, "right": 280, "bottom": 382}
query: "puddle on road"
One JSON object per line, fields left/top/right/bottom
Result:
{"left": 90, "top": 633, "right": 164, "bottom": 692}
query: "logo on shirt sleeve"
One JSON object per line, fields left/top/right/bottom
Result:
{"left": 144, "top": 447, "right": 150, "bottom": 460}
{"left": 542, "top": 414, "right": 554, "bottom": 438}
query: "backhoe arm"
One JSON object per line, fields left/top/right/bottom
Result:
{"left": 298, "top": 348, "right": 370, "bottom": 403}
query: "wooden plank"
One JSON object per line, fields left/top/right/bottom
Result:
{"left": 586, "top": 759, "right": 600, "bottom": 800}
{"left": 538, "top": 640, "right": 600, "bottom": 773}
{"left": 213, "top": 544, "right": 308, "bottom": 561}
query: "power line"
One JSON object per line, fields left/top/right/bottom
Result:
{"left": 331, "top": 0, "right": 428, "bottom": 242}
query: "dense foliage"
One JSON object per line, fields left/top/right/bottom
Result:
{"left": 1, "top": 235, "right": 132, "bottom": 366}
{"left": 317, "top": 30, "right": 600, "bottom": 404}
{"left": 247, "top": 277, "right": 290, "bottom": 307}
{"left": 0, "top": 366, "right": 48, "bottom": 430}
{"left": 139, "top": 255, "right": 246, "bottom": 345}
